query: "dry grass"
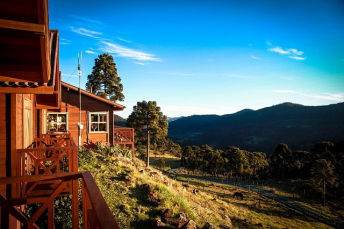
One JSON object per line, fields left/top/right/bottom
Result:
{"left": 80, "top": 150, "right": 332, "bottom": 228}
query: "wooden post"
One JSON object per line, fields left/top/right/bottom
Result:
{"left": 48, "top": 203, "right": 54, "bottom": 229}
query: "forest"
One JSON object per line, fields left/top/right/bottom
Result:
{"left": 179, "top": 140, "right": 344, "bottom": 208}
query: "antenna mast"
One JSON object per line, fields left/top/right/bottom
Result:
{"left": 77, "top": 52, "right": 83, "bottom": 145}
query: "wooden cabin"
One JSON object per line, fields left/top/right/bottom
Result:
{"left": 0, "top": 0, "right": 120, "bottom": 228}
{"left": 47, "top": 82, "right": 135, "bottom": 156}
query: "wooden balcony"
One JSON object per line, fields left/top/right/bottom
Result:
{"left": 0, "top": 133, "right": 120, "bottom": 228}
{"left": 114, "top": 126, "right": 135, "bottom": 160}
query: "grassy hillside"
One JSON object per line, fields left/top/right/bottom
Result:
{"left": 78, "top": 146, "right": 331, "bottom": 229}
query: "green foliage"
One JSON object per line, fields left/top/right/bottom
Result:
{"left": 86, "top": 53, "right": 124, "bottom": 102}
{"left": 127, "top": 101, "right": 168, "bottom": 167}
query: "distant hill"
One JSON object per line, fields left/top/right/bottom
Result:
{"left": 114, "top": 114, "right": 126, "bottom": 127}
{"left": 168, "top": 102, "right": 344, "bottom": 155}
{"left": 167, "top": 116, "right": 184, "bottom": 123}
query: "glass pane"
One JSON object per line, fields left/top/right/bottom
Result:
{"left": 91, "top": 114, "right": 98, "bottom": 122}
{"left": 48, "top": 114, "right": 57, "bottom": 122}
{"left": 48, "top": 123, "right": 57, "bottom": 131}
{"left": 99, "top": 114, "right": 107, "bottom": 122}
{"left": 99, "top": 123, "right": 106, "bottom": 131}
{"left": 58, "top": 124, "right": 66, "bottom": 131}
{"left": 91, "top": 124, "right": 98, "bottom": 132}
{"left": 59, "top": 114, "right": 66, "bottom": 122}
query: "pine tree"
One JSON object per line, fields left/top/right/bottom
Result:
{"left": 86, "top": 53, "right": 124, "bottom": 102}
{"left": 126, "top": 101, "right": 168, "bottom": 167}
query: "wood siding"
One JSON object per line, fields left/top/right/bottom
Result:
{"left": 0, "top": 94, "right": 6, "bottom": 195}
{"left": 48, "top": 87, "right": 116, "bottom": 145}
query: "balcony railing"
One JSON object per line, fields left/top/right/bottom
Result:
{"left": 0, "top": 133, "right": 120, "bottom": 228}
{"left": 0, "top": 172, "right": 120, "bottom": 229}
{"left": 114, "top": 126, "right": 135, "bottom": 160}
{"left": 114, "top": 126, "right": 134, "bottom": 144}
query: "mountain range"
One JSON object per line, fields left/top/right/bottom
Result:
{"left": 168, "top": 102, "right": 344, "bottom": 155}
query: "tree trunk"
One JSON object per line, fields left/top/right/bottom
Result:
{"left": 146, "top": 129, "right": 150, "bottom": 168}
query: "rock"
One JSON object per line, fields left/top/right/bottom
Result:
{"left": 219, "top": 214, "right": 231, "bottom": 223}
{"left": 162, "top": 217, "right": 179, "bottom": 227}
{"left": 192, "top": 189, "right": 199, "bottom": 195}
{"left": 219, "top": 225, "right": 230, "bottom": 229}
{"left": 178, "top": 213, "right": 187, "bottom": 221}
{"left": 163, "top": 181, "right": 170, "bottom": 186}
{"left": 148, "top": 190, "right": 158, "bottom": 200}
{"left": 153, "top": 198, "right": 164, "bottom": 207}
{"left": 161, "top": 208, "right": 173, "bottom": 217}
{"left": 211, "top": 197, "right": 217, "bottom": 201}
{"left": 179, "top": 220, "right": 197, "bottom": 229}
{"left": 145, "top": 168, "right": 152, "bottom": 172}
{"left": 182, "top": 184, "right": 189, "bottom": 188}
{"left": 177, "top": 213, "right": 188, "bottom": 228}
{"left": 136, "top": 207, "right": 142, "bottom": 214}
{"left": 142, "top": 184, "right": 152, "bottom": 193}
{"left": 139, "top": 169, "right": 145, "bottom": 174}
{"left": 150, "top": 171, "right": 158, "bottom": 177}
{"left": 218, "top": 207, "right": 226, "bottom": 211}
{"left": 152, "top": 218, "right": 166, "bottom": 228}
{"left": 201, "top": 222, "right": 215, "bottom": 229}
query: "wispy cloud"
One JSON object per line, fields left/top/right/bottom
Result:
{"left": 251, "top": 55, "right": 262, "bottom": 60}
{"left": 117, "top": 37, "right": 131, "bottom": 43}
{"left": 71, "top": 27, "right": 102, "bottom": 38}
{"left": 267, "top": 44, "right": 306, "bottom": 60}
{"left": 134, "top": 62, "right": 149, "bottom": 65}
{"left": 69, "top": 15, "right": 103, "bottom": 25}
{"left": 100, "top": 41, "right": 161, "bottom": 62}
{"left": 273, "top": 90, "right": 344, "bottom": 102}
{"left": 60, "top": 38, "right": 71, "bottom": 45}
{"left": 85, "top": 50, "right": 97, "bottom": 54}
{"left": 288, "top": 56, "right": 306, "bottom": 60}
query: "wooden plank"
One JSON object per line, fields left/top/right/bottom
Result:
{"left": 82, "top": 172, "right": 120, "bottom": 229}
{"left": 0, "top": 19, "right": 45, "bottom": 33}
{"left": 0, "top": 86, "right": 54, "bottom": 94}
{"left": 0, "top": 71, "right": 42, "bottom": 82}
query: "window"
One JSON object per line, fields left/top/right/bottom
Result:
{"left": 89, "top": 112, "right": 108, "bottom": 133}
{"left": 47, "top": 113, "right": 68, "bottom": 132}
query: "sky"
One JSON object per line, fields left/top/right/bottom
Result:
{"left": 49, "top": 0, "right": 344, "bottom": 118}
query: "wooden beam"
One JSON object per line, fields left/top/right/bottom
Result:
{"left": 0, "top": 86, "right": 54, "bottom": 95}
{"left": 0, "top": 19, "right": 45, "bottom": 34}
{"left": 0, "top": 71, "right": 42, "bottom": 83}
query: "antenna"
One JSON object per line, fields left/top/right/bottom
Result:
{"left": 77, "top": 52, "right": 83, "bottom": 145}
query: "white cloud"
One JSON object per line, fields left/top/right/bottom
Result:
{"left": 69, "top": 15, "right": 103, "bottom": 25}
{"left": 288, "top": 56, "right": 305, "bottom": 60}
{"left": 251, "top": 55, "right": 262, "bottom": 60}
{"left": 267, "top": 45, "right": 306, "bottom": 60}
{"left": 85, "top": 50, "right": 97, "bottom": 54}
{"left": 273, "top": 90, "right": 344, "bottom": 102}
{"left": 70, "top": 27, "right": 102, "bottom": 38}
{"left": 117, "top": 37, "right": 131, "bottom": 43}
{"left": 134, "top": 62, "right": 149, "bottom": 65}
{"left": 100, "top": 41, "right": 161, "bottom": 62}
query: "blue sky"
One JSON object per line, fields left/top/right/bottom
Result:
{"left": 50, "top": 0, "right": 344, "bottom": 118}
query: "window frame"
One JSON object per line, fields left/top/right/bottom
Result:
{"left": 89, "top": 112, "right": 109, "bottom": 133}
{"left": 47, "top": 112, "right": 68, "bottom": 132}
